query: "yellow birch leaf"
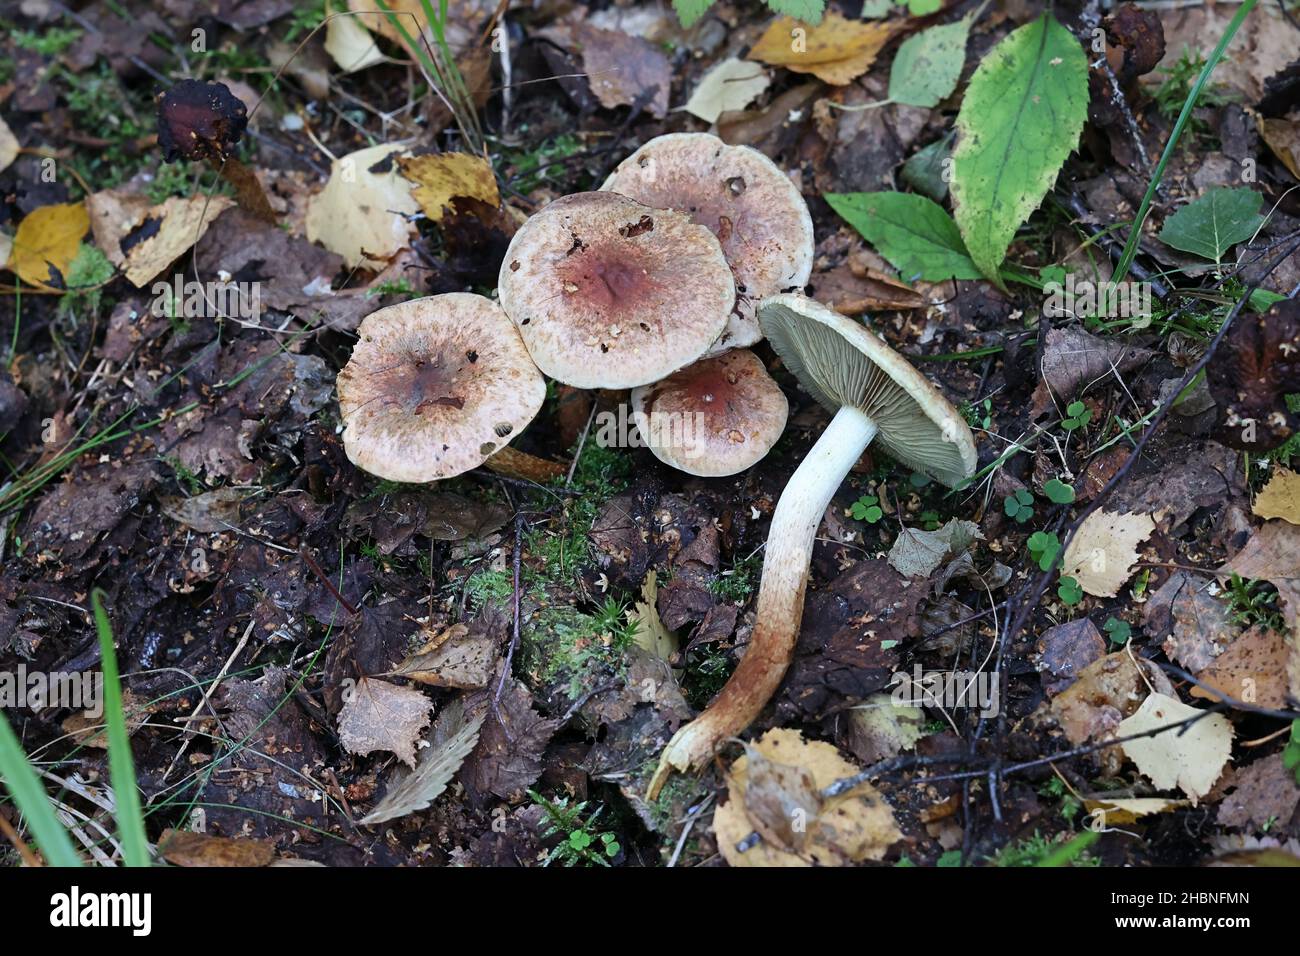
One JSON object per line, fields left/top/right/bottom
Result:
{"left": 8, "top": 202, "right": 90, "bottom": 288}
{"left": 1253, "top": 467, "right": 1300, "bottom": 524}
{"left": 397, "top": 152, "right": 499, "bottom": 223}
{"left": 748, "top": 12, "right": 896, "bottom": 86}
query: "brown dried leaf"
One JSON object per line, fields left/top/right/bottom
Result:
{"left": 389, "top": 622, "right": 497, "bottom": 690}
{"left": 158, "top": 829, "right": 275, "bottom": 867}
{"left": 1253, "top": 467, "right": 1300, "bottom": 524}
{"left": 338, "top": 677, "right": 434, "bottom": 767}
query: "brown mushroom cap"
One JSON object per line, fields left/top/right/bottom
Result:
{"left": 337, "top": 294, "right": 545, "bottom": 483}
{"left": 601, "top": 133, "right": 814, "bottom": 353}
{"left": 630, "top": 349, "right": 788, "bottom": 477}
{"left": 758, "top": 294, "right": 977, "bottom": 487}
{"left": 497, "top": 192, "right": 734, "bottom": 389}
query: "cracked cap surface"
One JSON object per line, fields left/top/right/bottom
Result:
{"left": 497, "top": 191, "right": 735, "bottom": 389}
{"left": 337, "top": 293, "right": 545, "bottom": 483}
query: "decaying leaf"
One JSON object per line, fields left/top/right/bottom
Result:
{"left": 713, "top": 728, "right": 900, "bottom": 867}
{"left": 0, "top": 115, "right": 18, "bottom": 174}
{"left": 845, "top": 693, "right": 925, "bottom": 765}
{"left": 338, "top": 677, "right": 434, "bottom": 767}
{"left": 749, "top": 13, "right": 895, "bottom": 86}
{"left": 158, "top": 829, "right": 276, "bottom": 867}
{"left": 1260, "top": 117, "right": 1300, "bottom": 182}
{"left": 1190, "top": 626, "right": 1291, "bottom": 710}
{"left": 684, "top": 57, "right": 771, "bottom": 123}
{"left": 304, "top": 143, "right": 418, "bottom": 270}
{"left": 545, "top": 23, "right": 672, "bottom": 118}
{"left": 360, "top": 696, "right": 486, "bottom": 825}
{"left": 85, "top": 191, "right": 236, "bottom": 288}
{"left": 1084, "top": 796, "right": 1186, "bottom": 827}
{"left": 1061, "top": 510, "right": 1155, "bottom": 597}
{"left": 1046, "top": 650, "right": 1173, "bottom": 748}
{"left": 397, "top": 152, "right": 500, "bottom": 223}
{"left": 1253, "top": 467, "right": 1300, "bottom": 525}
{"left": 627, "top": 570, "right": 679, "bottom": 661}
{"left": 324, "top": 3, "right": 388, "bottom": 73}
{"left": 159, "top": 487, "right": 248, "bottom": 534}
{"left": 1119, "top": 692, "right": 1233, "bottom": 804}
{"left": 61, "top": 690, "right": 152, "bottom": 748}
{"left": 1216, "top": 753, "right": 1300, "bottom": 830}
{"left": 7, "top": 202, "right": 90, "bottom": 288}
{"left": 388, "top": 622, "right": 497, "bottom": 690}
{"left": 887, "top": 518, "right": 982, "bottom": 579}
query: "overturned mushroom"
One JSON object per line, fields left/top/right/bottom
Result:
{"left": 498, "top": 191, "right": 735, "bottom": 389}
{"left": 630, "top": 349, "right": 787, "bottom": 477}
{"left": 156, "top": 79, "right": 275, "bottom": 224}
{"left": 602, "top": 133, "right": 814, "bottom": 355}
{"left": 337, "top": 294, "right": 546, "bottom": 483}
{"left": 647, "top": 294, "right": 977, "bottom": 798}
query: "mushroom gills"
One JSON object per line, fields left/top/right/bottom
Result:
{"left": 647, "top": 404, "right": 877, "bottom": 798}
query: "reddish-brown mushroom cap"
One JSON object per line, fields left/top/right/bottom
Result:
{"left": 601, "top": 133, "right": 814, "bottom": 354}
{"left": 337, "top": 294, "right": 545, "bottom": 483}
{"left": 630, "top": 349, "right": 788, "bottom": 477}
{"left": 497, "top": 192, "right": 735, "bottom": 389}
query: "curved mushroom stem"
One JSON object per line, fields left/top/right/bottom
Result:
{"left": 648, "top": 405, "right": 878, "bottom": 799}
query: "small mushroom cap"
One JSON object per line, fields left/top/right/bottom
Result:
{"left": 498, "top": 192, "right": 734, "bottom": 389}
{"left": 757, "top": 294, "right": 977, "bottom": 488}
{"left": 631, "top": 349, "right": 789, "bottom": 477}
{"left": 157, "top": 79, "right": 248, "bottom": 163}
{"left": 337, "top": 294, "right": 545, "bottom": 483}
{"left": 602, "top": 133, "right": 814, "bottom": 354}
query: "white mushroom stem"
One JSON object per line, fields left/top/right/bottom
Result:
{"left": 648, "top": 405, "right": 878, "bottom": 799}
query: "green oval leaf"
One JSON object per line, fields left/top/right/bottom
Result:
{"left": 825, "top": 191, "right": 982, "bottom": 282}
{"left": 951, "top": 13, "right": 1089, "bottom": 286}
{"left": 1157, "top": 186, "right": 1265, "bottom": 262}
{"left": 890, "top": 17, "right": 972, "bottom": 108}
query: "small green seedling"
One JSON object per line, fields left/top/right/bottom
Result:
{"left": 1103, "top": 616, "right": 1132, "bottom": 647}
{"left": 1058, "top": 576, "right": 1084, "bottom": 606}
{"left": 1061, "top": 401, "right": 1091, "bottom": 432}
{"left": 1043, "top": 478, "right": 1075, "bottom": 504}
{"left": 1027, "top": 531, "right": 1061, "bottom": 571}
{"left": 918, "top": 509, "right": 941, "bottom": 531}
{"left": 1004, "top": 488, "right": 1034, "bottom": 523}
{"left": 1283, "top": 721, "right": 1300, "bottom": 785}
{"left": 851, "top": 494, "right": 884, "bottom": 524}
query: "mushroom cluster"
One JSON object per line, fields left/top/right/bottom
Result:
{"left": 332, "top": 134, "right": 978, "bottom": 800}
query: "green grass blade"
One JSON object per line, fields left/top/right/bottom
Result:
{"left": 1035, "top": 830, "right": 1099, "bottom": 867}
{"left": 0, "top": 710, "right": 83, "bottom": 866}
{"left": 91, "top": 589, "right": 151, "bottom": 866}
{"left": 1113, "top": 0, "right": 1258, "bottom": 283}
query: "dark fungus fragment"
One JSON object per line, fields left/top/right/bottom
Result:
{"left": 1208, "top": 298, "right": 1300, "bottom": 452}
{"left": 157, "top": 79, "right": 248, "bottom": 163}
{"left": 1103, "top": 4, "right": 1166, "bottom": 83}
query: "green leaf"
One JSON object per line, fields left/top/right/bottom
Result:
{"left": 1157, "top": 186, "right": 1264, "bottom": 262}
{"left": 902, "top": 135, "right": 953, "bottom": 202}
{"left": 672, "top": 0, "right": 715, "bottom": 27}
{"left": 889, "top": 17, "right": 972, "bottom": 108}
{"left": 907, "top": 0, "right": 942, "bottom": 14}
{"left": 91, "top": 590, "right": 151, "bottom": 866}
{"left": 1103, "top": 616, "right": 1132, "bottom": 646}
{"left": 1058, "top": 576, "right": 1083, "bottom": 605}
{"left": 1043, "top": 478, "right": 1075, "bottom": 504}
{"left": 766, "top": 0, "right": 826, "bottom": 22}
{"left": 951, "top": 13, "right": 1089, "bottom": 285}
{"left": 0, "top": 710, "right": 84, "bottom": 867}
{"left": 826, "top": 191, "right": 982, "bottom": 282}
{"left": 860, "top": 0, "right": 894, "bottom": 17}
